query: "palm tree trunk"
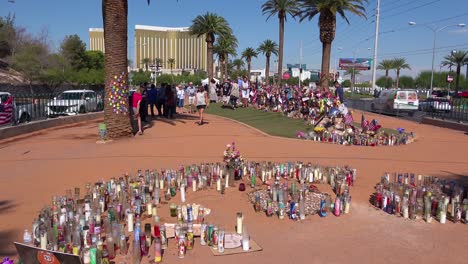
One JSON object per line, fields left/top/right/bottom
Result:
{"left": 247, "top": 59, "right": 251, "bottom": 79}
{"left": 396, "top": 69, "right": 400, "bottom": 88}
{"left": 224, "top": 55, "right": 228, "bottom": 82}
{"left": 321, "top": 42, "right": 331, "bottom": 90}
{"left": 102, "top": 0, "right": 132, "bottom": 138}
{"left": 277, "top": 14, "right": 284, "bottom": 87}
{"left": 385, "top": 69, "right": 389, "bottom": 88}
{"left": 265, "top": 55, "right": 270, "bottom": 85}
{"left": 206, "top": 37, "right": 214, "bottom": 80}
{"left": 455, "top": 65, "right": 461, "bottom": 92}
{"left": 219, "top": 58, "right": 224, "bottom": 81}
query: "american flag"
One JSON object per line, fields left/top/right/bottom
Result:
{"left": 0, "top": 96, "right": 13, "bottom": 125}
{"left": 344, "top": 113, "right": 354, "bottom": 125}
{"left": 361, "top": 114, "right": 369, "bottom": 130}
{"left": 368, "top": 119, "right": 378, "bottom": 131}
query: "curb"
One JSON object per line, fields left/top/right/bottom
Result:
{"left": 0, "top": 112, "right": 104, "bottom": 140}
{"left": 421, "top": 117, "right": 468, "bottom": 132}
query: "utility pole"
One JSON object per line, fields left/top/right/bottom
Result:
{"left": 299, "top": 40, "right": 303, "bottom": 88}
{"left": 371, "top": 0, "right": 380, "bottom": 91}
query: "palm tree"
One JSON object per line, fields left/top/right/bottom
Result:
{"left": 377, "top": 59, "right": 394, "bottom": 88}
{"left": 297, "top": 0, "right": 367, "bottom": 89}
{"left": 441, "top": 50, "right": 468, "bottom": 92}
{"left": 262, "top": 0, "right": 299, "bottom": 87}
{"left": 167, "top": 58, "right": 175, "bottom": 74}
{"left": 345, "top": 68, "right": 361, "bottom": 90}
{"left": 102, "top": 0, "right": 153, "bottom": 138}
{"left": 127, "top": 59, "right": 133, "bottom": 68}
{"left": 232, "top": 58, "right": 244, "bottom": 71}
{"left": 391, "top": 57, "right": 411, "bottom": 89}
{"left": 257, "top": 39, "right": 279, "bottom": 85}
{"left": 242, "top": 47, "right": 258, "bottom": 79}
{"left": 214, "top": 34, "right": 238, "bottom": 81}
{"left": 142, "top": 57, "right": 151, "bottom": 71}
{"left": 189, "top": 12, "right": 232, "bottom": 80}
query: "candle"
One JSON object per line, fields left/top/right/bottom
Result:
{"left": 127, "top": 212, "right": 134, "bottom": 232}
{"left": 147, "top": 203, "right": 153, "bottom": 216}
{"left": 181, "top": 184, "right": 186, "bottom": 203}
{"left": 314, "top": 169, "right": 318, "bottom": 181}
{"left": 216, "top": 178, "right": 221, "bottom": 191}
{"left": 159, "top": 179, "right": 164, "bottom": 189}
{"left": 308, "top": 171, "right": 313, "bottom": 183}
{"left": 261, "top": 170, "right": 266, "bottom": 183}
{"left": 152, "top": 207, "right": 158, "bottom": 217}
{"left": 192, "top": 179, "right": 197, "bottom": 192}
{"left": 236, "top": 212, "right": 243, "bottom": 234}
{"left": 242, "top": 226, "right": 249, "bottom": 251}
{"left": 40, "top": 232, "right": 47, "bottom": 249}
{"left": 225, "top": 174, "right": 229, "bottom": 188}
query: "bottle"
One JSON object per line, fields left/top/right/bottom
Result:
{"left": 334, "top": 196, "right": 341, "bottom": 217}
{"left": 132, "top": 236, "right": 141, "bottom": 264}
{"left": 180, "top": 184, "right": 186, "bottom": 203}
{"left": 186, "top": 224, "right": 194, "bottom": 250}
{"left": 160, "top": 225, "right": 167, "bottom": 249}
{"left": 154, "top": 237, "right": 162, "bottom": 263}
{"left": 119, "top": 234, "right": 128, "bottom": 254}
{"left": 299, "top": 195, "right": 306, "bottom": 220}
{"left": 23, "top": 229, "right": 32, "bottom": 245}
{"left": 236, "top": 213, "right": 243, "bottom": 234}
{"left": 200, "top": 223, "right": 207, "bottom": 246}
{"left": 218, "top": 229, "right": 225, "bottom": 253}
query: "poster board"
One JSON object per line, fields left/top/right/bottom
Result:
{"left": 14, "top": 242, "right": 83, "bottom": 264}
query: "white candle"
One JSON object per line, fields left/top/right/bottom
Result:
{"left": 440, "top": 212, "right": 446, "bottom": 224}
{"left": 243, "top": 166, "right": 247, "bottom": 176}
{"left": 127, "top": 212, "right": 134, "bottom": 232}
{"left": 159, "top": 179, "right": 164, "bottom": 189}
{"left": 318, "top": 171, "right": 322, "bottom": 181}
{"left": 147, "top": 203, "right": 153, "bottom": 216}
{"left": 216, "top": 178, "right": 221, "bottom": 191}
{"left": 181, "top": 184, "right": 186, "bottom": 203}
{"left": 225, "top": 175, "right": 229, "bottom": 188}
{"left": 96, "top": 213, "right": 101, "bottom": 224}
{"left": 261, "top": 171, "right": 266, "bottom": 183}
{"left": 192, "top": 179, "right": 197, "bottom": 192}
{"left": 308, "top": 171, "right": 313, "bottom": 183}
{"left": 40, "top": 233, "right": 47, "bottom": 249}
{"left": 152, "top": 207, "right": 158, "bottom": 217}
{"left": 314, "top": 169, "right": 318, "bottom": 180}
{"left": 236, "top": 213, "right": 243, "bottom": 234}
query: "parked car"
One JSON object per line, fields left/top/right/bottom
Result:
{"left": 0, "top": 92, "right": 39, "bottom": 124}
{"left": 371, "top": 89, "right": 419, "bottom": 116}
{"left": 419, "top": 98, "right": 452, "bottom": 112}
{"left": 46, "top": 90, "right": 101, "bottom": 117}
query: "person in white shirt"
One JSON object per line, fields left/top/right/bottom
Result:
{"left": 186, "top": 82, "right": 196, "bottom": 114}
{"left": 241, "top": 76, "right": 250, "bottom": 107}
{"left": 177, "top": 85, "right": 186, "bottom": 114}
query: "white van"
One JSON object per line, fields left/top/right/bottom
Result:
{"left": 371, "top": 89, "right": 419, "bottom": 116}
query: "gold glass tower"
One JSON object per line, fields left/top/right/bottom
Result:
{"left": 134, "top": 25, "right": 207, "bottom": 72}
{"left": 88, "top": 28, "right": 105, "bottom": 53}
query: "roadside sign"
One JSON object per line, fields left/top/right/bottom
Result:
{"left": 283, "top": 71, "right": 291, "bottom": 80}
{"left": 447, "top": 75, "right": 453, "bottom": 83}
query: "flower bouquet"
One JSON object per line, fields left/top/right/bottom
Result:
{"left": 223, "top": 142, "right": 244, "bottom": 185}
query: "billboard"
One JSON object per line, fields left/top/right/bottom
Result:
{"left": 339, "top": 58, "right": 372, "bottom": 70}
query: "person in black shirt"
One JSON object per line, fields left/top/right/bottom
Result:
{"left": 221, "top": 79, "right": 232, "bottom": 106}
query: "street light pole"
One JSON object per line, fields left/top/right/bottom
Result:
{"left": 371, "top": 0, "right": 380, "bottom": 91}
{"left": 409, "top": 22, "right": 465, "bottom": 96}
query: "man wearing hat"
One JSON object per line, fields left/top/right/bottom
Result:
{"left": 221, "top": 78, "right": 232, "bottom": 107}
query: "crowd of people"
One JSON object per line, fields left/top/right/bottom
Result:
{"left": 129, "top": 77, "right": 347, "bottom": 136}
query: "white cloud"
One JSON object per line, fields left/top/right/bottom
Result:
{"left": 449, "top": 28, "right": 468, "bottom": 34}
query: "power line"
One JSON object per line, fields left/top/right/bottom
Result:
{"left": 381, "top": 0, "right": 442, "bottom": 20}
{"left": 378, "top": 43, "right": 468, "bottom": 58}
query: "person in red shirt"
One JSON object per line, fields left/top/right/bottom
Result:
{"left": 132, "top": 87, "right": 143, "bottom": 135}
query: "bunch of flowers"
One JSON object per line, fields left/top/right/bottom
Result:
{"left": 223, "top": 142, "right": 244, "bottom": 167}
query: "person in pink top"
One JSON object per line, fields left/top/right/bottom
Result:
{"left": 132, "top": 87, "right": 143, "bottom": 135}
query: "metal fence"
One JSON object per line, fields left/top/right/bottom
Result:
{"left": 0, "top": 90, "right": 104, "bottom": 127}
{"left": 345, "top": 97, "right": 468, "bottom": 123}
{"left": 428, "top": 97, "right": 468, "bottom": 122}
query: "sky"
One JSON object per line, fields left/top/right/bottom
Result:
{"left": 1, "top": 0, "right": 467, "bottom": 81}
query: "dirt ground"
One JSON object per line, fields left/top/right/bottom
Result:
{"left": 0, "top": 111, "right": 467, "bottom": 263}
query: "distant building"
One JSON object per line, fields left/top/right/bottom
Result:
{"left": 134, "top": 25, "right": 207, "bottom": 72}
{"left": 89, "top": 28, "right": 104, "bottom": 53}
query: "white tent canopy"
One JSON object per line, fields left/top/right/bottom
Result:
{"left": 201, "top": 78, "right": 220, "bottom": 85}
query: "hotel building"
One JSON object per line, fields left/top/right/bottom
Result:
{"left": 88, "top": 25, "right": 207, "bottom": 72}
{"left": 134, "top": 25, "right": 207, "bottom": 72}
{"left": 88, "top": 28, "right": 105, "bottom": 53}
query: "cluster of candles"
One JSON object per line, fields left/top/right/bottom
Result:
{"left": 250, "top": 162, "right": 356, "bottom": 219}
{"left": 306, "top": 131, "right": 412, "bottom": 147}
{"left": 373, "top": 173, "right": 468, "bottom": 224}
{"left": 26, "top": 161, "right": 349, "bottom": 262}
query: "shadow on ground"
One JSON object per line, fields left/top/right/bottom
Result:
{"left": 0, "top": 230, "right": 18, "bottom": 256}
{"left": 0, "top": 200, "right": 17, "bottom": 215}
